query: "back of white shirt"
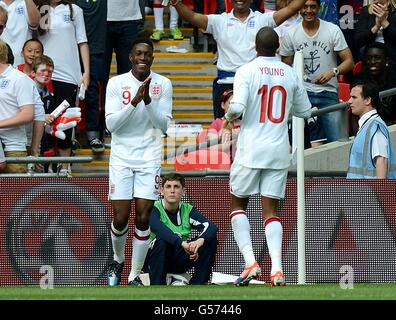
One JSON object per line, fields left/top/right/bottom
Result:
{"left": 105, "top": 71, "right": 172, "bottom": 168}
{"left": 231, "top": 56, "right": 311, "bottom": 169}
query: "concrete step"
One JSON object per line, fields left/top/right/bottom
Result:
{"left": 153, "top": 63, "right": 216, "bottom": 75}
{"left": 146, "top": 27, "right": 206, "bottom": 38}
{"left": 173, "top": 87, "right": 212, "bottom": 100}
{"left": 110, "top": 63, "right": 216, "bottom": 76}
{"left": 153, "top": 39, "right": 194, "bottom": 53}
{"left": 153, "top": 52, "right": 215, "bottom": 64}
{"left": 72, "top": 159, "right": 176, "bottom": 174}
{"left": 168, "top": 75, "right": 215, "bottom": 87}
{"left": 173, "top": 99, "right": 212, "bottom": 111}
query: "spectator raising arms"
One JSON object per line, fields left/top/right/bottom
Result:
{"left": 169, "top": 0, "right": 309, "bottom": 119}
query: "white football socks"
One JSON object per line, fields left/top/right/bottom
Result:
{"left": 169, "top": 6, "right": 179, "bottom": 29}
{"left": 128, "top": 227, "right": 151, "bottom": 282}
{"left": 230, "top": 210, "right": 256, "bottom": 266}
{"left": 264, "top": 216, "right": 283, "bottom": 275}
{"left": 154, "top": 7, "right": 164, "bottom": 31}
{"left": 110, "top": 222, "right": 128, "bottom": 264}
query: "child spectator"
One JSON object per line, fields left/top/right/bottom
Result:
{"left": 17, "top": 39, "right": 43, "bottom": 77}
{"left": 204, "top": 89, "right": 240, "bottom": 161}
{"left": 31, "top": 55, "right": 55, "bottom": 171}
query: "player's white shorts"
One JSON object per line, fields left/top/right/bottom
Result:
{"left": 230, "top": 162, "right": 288, "bottom": 199}
{"left": 109, "top": 165, "right": 161, "bottom": 200}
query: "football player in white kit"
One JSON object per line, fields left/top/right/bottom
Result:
{"left": 105, "top": 38, "right": 173, "bottom": 286}
{"left": 223, "top": 27, "right": 312, "bottom": 286}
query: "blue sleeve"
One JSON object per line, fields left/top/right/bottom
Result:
{"left": 150, "top": 207, "right": 183, "bottom": 248}
{"left": 189, "top": 207, "right": 218, "bottom": 242}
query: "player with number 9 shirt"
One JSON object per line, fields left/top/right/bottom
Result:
{"left": 105, "top": 37, "right": 173, "bottom": 286}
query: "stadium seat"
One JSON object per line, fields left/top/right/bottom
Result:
{"left": 196, "top": 128, "right": 209, "bottom": 144}
{"left": 337, "top": 74, "right": 347, "bottom": 83}
{"left": 175, "top": 149, "right": 231, "bottom": 171}
{"left": 338, "top": 82, "right": 350, "bottom": 102}
{"left": 353, "top": 61, "right": 363, "bottom": 76}
{"left": 204, "top": 0, "right": 217, "bottom": 14}
{"left": 184, "top": 0, "right": 195, "bottom": 10}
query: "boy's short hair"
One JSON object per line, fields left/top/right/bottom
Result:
{"left": 161, "top": 172, "right": 185, "bottom": 188}
{"left": 0, "top": 40, "right": 8, "bottom": 64}
{"left": 32, "top": 55, "right": 54, "bottom": 72}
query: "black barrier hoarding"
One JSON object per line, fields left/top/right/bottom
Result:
{"left": 0, "top": 178, "right": 395, "bottom": 285}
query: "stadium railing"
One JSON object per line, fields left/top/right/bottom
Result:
{"left": 0, "top": 156, "right": 93, "bottom": 177}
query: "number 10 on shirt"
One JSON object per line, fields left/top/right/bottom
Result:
{"left": 258, "top": 84, "right": 286, "bottom": 123}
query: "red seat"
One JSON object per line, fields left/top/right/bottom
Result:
{"left": 225, "top": 0, "right": 232, "bottom": 12}
{"left": 353, "top": 61, "right": 363, "bottom": 76}
{"left": 196, "top": 129, "right": 209, "bottom": 144}
{"left": 338, "top": 82, "right": 350, "bottom": 102}
{"left": 183, "top": 0, "right": 195, "bottom": 10}
{"left": 175, "top": 149, "right": 231, "bottom": 171}
{"left": 203, "top": 0, "right": 217, "bottom": 14}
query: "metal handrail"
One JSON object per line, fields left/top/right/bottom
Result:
{"left": 310, "top": 87, "right": 396, "bottom": 117}
{"left": 4, "top": 156, "right": 93, "bottom": 164}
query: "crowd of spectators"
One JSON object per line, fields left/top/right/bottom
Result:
{"left": 0, "top": 0, "right": 395, "bottom": 174}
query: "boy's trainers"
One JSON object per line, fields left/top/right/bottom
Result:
{"left": 234, "top": 261, "right": 261, "bottom": 287}
{"left": 271, "top": 271, "right": 286, "bottom": 286}
{"left": 150, "top": 29, "right": 164, "bottom": 41}
{"left": 170, "top": 27, "right": 184, "bottom": 40}
{"left": 89, "top": 138, "right": 104, "bottom": 153}
{"left": 107, "top": 260, "right": 124, "bottom": 286}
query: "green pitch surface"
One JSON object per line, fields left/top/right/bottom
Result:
{"left": 0, "top": 284, "right": 396, "bottom": 300}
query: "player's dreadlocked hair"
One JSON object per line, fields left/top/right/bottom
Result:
{"left": 34, "top": 0, "right": 74, "bottom": 36}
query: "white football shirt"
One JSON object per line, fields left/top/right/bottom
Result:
{"left": 39, "top": 4, "right": 87, "bottom": 85}
{"left": 0, "top": 65, "right": 35, "bottom": 151}
{"left": 0, "top": 0, "right": 32, "bottom": 66}
{"left": 229, "top": 56, "right": 311, "bottom": 169}
{"left": 107, "top": 0, "right": 142, "bottom": 21}
{"left": 206, "top": 10, "right": 276, "bottom": 73}
{"left": 105, "top": 71, "right": 172, "bottom": 168}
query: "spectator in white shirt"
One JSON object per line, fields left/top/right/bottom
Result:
{"left": 0, "top": 40, "right": 35, "bottom": 173}
{"left": 0, "top": 0, "right": 40, "bottom": 66}
{"left": 37, "top": 0, "right": 89, "bottom": 174}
